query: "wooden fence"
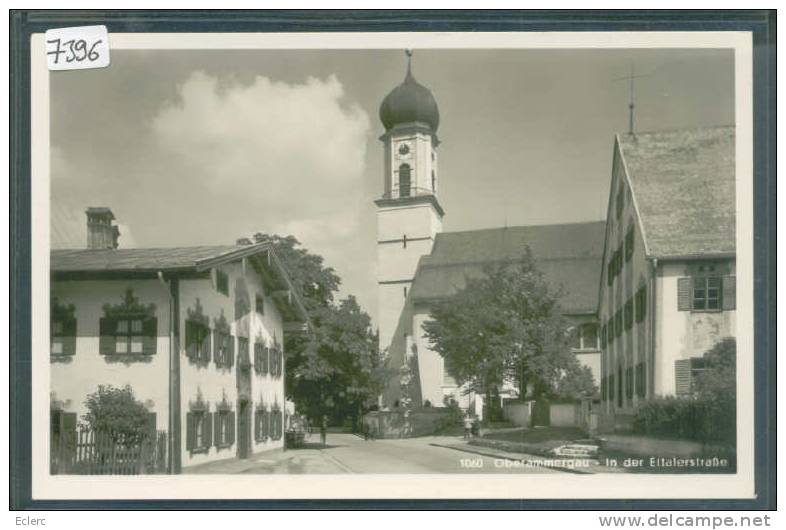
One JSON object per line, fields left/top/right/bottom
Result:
{"left": 51, "top": 426, "right": 168, "bottom": 475}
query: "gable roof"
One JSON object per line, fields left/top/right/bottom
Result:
{"left": 51, "top": 242, "right": 309, "bottom": 323}
{"left": 51, "top": 245, "right": 240, "bottom": 273}
{"left": 617, "top": 126, "right": 735, "bottom": 258}
{"left": 409, "top": 221, "right": 606, "bottom": 315}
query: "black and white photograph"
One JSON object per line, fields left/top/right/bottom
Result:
{"left": 16, "top": 22, "right": 770, "bottom": 505}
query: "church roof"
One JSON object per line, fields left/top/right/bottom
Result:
{"left": 617, "top": 126, "right": 735, "bottom": 258}
{"left": 409, "top": 221, "right": 606, "bottom": 315}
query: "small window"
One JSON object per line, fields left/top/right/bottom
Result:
{"left": 185, "top": 320, "right": 211, "bottom": 362}
{"left": 255, "top": 406, "right": 270, "bottom": 442}
{"left": 403, "top": 286, "right": 408, "bottom": 299}
{"left": 635, "top": 286, "right": 647, "bottom": 322}
{"left": 431, "top": 170, "right": 436, "bottom": 192}
{"left": 572, "top": 323, "right": 599, "bottom": 350}
{"left": 675, "top": 357, "right": 706, "bottom": 396}
{"left": 214, "top": 331, "right": 234, "bottom": 368}
{"left": 51, "top": 317, "right": 76, "bottom": 356}
{"left": 186, "top": 410, "right": 212, "bottom": 454}
{"left": 215, "top": 270, "right": 229, "bottom": 296}
{"left": 616, "top": 183, "right": 625, "bottom": 219}
{"left": 693, "top": 277, "right": 722, "bottom": 311}
{"left": 214, "top": 410, "right": 235, "bottom": 449}
{"left": 115, "top": 318, "right": 145, "bottom": 354}
{"left": 255, "top": 293, "right": 265, "bottom": 315}
{"left": 399, "top": 164, "right": 411, "bottom": 198}
{"left": 254, "top": 341, "right": 268, "bottom": 375}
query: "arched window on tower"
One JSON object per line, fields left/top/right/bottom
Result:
{"left": 399, "top": 164, "right": 411, "bottom": 198}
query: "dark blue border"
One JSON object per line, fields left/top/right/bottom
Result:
{"left": 9, "top": 10, "right": 776, "bottom": 510}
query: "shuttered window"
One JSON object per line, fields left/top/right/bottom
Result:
{"left": 674, "top": 359, "right": 692, "bottom": 396}
{"left": 215, "top": 269, "right": 229, "bottom": 296}
{"left": 625, "top": 226, "right": 635, "bottom": 262}
{"left": 614, "top": 311, "right": 623, "bottom": 338}
{"left": 255, "top": 406, "right": 271, "bottom": 442}
{"left": 254, "top": 341, "right": 268, "bottom": 375}
{"left": 51, "top": 317, "right": 77, "bottom": 356}
{"left": 635, "top": 286, "right": 647, "bottom": 322}
{"left": 214, "top": 410, "right": 235, "bottom": 449}
{"left": 270, "top": 409, "right": 283, "bottom": 441}
{"left": 722, "top": 276, "right": 736, "bottom": 310}
{"left": 186, "top": 411, "right": 212, "bottom": 453}
{"left": 185, "top": 320, "right": 211, "bottom": 362}
{"left": 99, "top": 316, "right": 157, "bottom": 355}
{"left": 213, "top": 331, "right": 234, "bottom": 368}
{"left": 678, "top": 275, "right": 736, "bottom": 312}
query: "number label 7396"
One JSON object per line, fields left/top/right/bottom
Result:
{"left": 45, "top": 25, "right": 110, "bottom": 71}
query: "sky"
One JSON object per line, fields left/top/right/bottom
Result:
{"left": 50, "top": 47, "right": 734, "bottom": 324}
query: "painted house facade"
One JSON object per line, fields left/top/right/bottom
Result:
{"left": 50, "top": 209, "right": 307, "bottom": 472}
{"left": 598, "top": 127, "right": 736, "bottom": 428}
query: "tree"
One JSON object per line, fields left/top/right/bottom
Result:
{"left": 252, "top": 233, "right": 340, "bottom": 311}
{"left": 694, "top": 337, "right": 736, "bottom": 445}
{"left": 249, "top": 233, "right": 386, "bottom": 427}
{"left": 83, "top": 384, "right": 150, "bottom": 441}
{"left": 287, "top": 296, "right": 389, "bottom": 428}
{"left": 422, "top": 248, "right": 595, "bottom": 418}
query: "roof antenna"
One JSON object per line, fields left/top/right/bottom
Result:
{"left": 615, "top": 62, "right": 650, "bottom": 136}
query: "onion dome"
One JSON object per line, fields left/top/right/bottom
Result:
{"left": 379, "top": 52, "right": 440, "bottom": 133}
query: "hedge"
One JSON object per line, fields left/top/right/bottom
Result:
{"left": 633, "top": 395, "right": 735, "bottom": 446}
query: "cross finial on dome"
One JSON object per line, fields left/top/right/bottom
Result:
{"left": 405, "top": 49, "right": 413, "bottom": 79}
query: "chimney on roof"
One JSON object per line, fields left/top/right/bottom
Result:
{"left": 86, "top": 207, "right": 119, "bottom": 249}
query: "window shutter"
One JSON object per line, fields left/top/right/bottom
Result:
{"left": 229, "top": 336, "right": 235, "bottom": 368}
{"left": 143, "top": 317, "right": 157, "bottom": 355}
{"left": 98, "top": 317, "right": 115, "bottom": 355}
{"left": 201, "top": 329, "right": 211, "bottom": 362}
{"left": 185, "top": 321, "right": 195, "bottom": 359}
{"left": 677, "top": 278, "right": 692, "bottom": 311}
{"left": 254, "top": 410, "right": 260, "bottom": 442}
{"left": 722, "top": 275, "right": 736, "bottom": 310}
{"left": 229, "top": 412, "right": 236, "bottom": 445}
{"left": 675, "top": 359, "right": 692, "bottom": 396}
{"left": 186, "top": 412, "right": 194, "bottom": 451}
{"left": 62, "top": 318, "right": 77, "bottom": 355}
{"left": 213, "top": 333, "right": 220, "bottom": 365}
{"left": 205, "top": 412, "right": 213, "bottom": 448}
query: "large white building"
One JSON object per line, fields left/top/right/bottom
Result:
{"left": 50, "top": 208, "right": 308, "bottom": 472}
{"left": 375, "top": 57, "right": 604, "bottom": 414}
{"left": 598, "top": 127, "right": 736, "bottom": 430}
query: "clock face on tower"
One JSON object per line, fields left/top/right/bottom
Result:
{"left": 398, "top": 143, "right": 410, "bottom": 156}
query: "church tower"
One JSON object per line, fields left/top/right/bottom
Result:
{"left": 376, "top": 51, "right": 444, "bottom": 354}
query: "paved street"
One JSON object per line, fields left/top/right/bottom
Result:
{"left": 185, "top": 433, "right": 567, "bottom": 474}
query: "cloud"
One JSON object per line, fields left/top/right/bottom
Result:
{"left": 151, "top": 71, "right": 370, "bottom": 205}
{"left": 149, "top": 70, "right": 374, "bottom": 312}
